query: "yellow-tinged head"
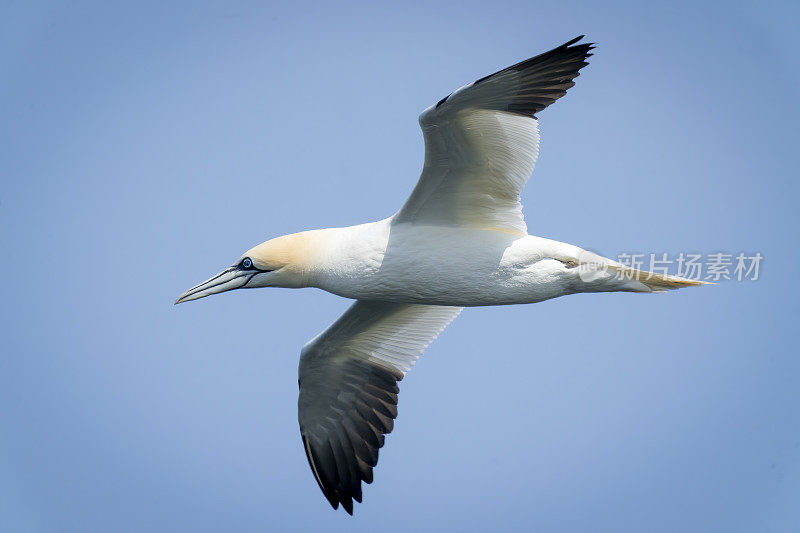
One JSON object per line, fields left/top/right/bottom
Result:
{"left": 174, "top": 230, "right": 322, "bottom": 304}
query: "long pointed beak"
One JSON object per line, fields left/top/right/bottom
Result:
{"left": 174, "top": 266, "right": 250, "bottom": 304}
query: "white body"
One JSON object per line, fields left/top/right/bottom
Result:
{"left": 305, "top": 218, "right": 642, "bottom": 306}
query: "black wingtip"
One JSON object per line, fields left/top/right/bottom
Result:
{"left": 298, "top": 356, "right": 412, "bottom": 516}
{"left": 342, "top": 498, "right": 354, "bottom": 515}
{"left": 562, "top": 35, "right": 596, "bottom": 53}
{"left": 302, "top": 434, "right": 342, "bottom": 511}
{"left": 472, "top": 35, "right": 594, "bottom": 89}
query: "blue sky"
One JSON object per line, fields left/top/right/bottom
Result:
{"left": 2, "top": 1, "right": 798, "bottom": 531}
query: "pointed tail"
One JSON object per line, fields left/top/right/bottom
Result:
{"left": 605, "top": 264, "right": 710, "bottom": 293}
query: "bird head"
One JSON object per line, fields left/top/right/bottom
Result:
{"left": 174, "top": 231, "right": 317, "bottom": 304}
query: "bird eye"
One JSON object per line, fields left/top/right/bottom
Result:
{"left": 241, "top": 258, "right": 252, "bottom": 269}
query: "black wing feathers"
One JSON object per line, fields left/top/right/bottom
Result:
{"left": 300, "top": 358, "right": 404, "bottom": 515}
{"left": 437, "top": 35, "right": 593, "bottom": 118}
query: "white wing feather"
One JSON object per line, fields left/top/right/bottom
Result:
{"left": 395, "top": 36, "right": 593, "bottom": 235}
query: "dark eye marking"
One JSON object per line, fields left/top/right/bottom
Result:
{"left": 237, "top": 257, "right": 273, "bottom": 273}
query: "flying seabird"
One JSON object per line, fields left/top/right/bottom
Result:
{"left": 175, "top": 36, "right": 704, "bottom": 514}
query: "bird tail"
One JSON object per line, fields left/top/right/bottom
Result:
{"left": 605, "top": 264, "right": 709, "bottom": 293}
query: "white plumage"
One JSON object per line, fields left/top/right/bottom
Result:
{"left": 175, "top": 36, "right": 704, "bottom": 514}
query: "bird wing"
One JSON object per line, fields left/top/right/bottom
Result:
{"left": 298, "top": 300, "right": 462, "bottom": 514}
{"left": 394, "top": 36, "right": 594, "bottom": 236}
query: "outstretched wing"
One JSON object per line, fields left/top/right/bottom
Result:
{"left": 395, "top": 36, "right": 594, "bottom": 235}
{"left": 298, "top": 301, "right": 462, "bottom": 514}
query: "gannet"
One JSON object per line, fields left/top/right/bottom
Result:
{"left": 175, "top": 36, "right": 704, "bottom": 514}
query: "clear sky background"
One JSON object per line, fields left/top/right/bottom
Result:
{"left": 2, "top": 1, "right": 798, "bottom": 531}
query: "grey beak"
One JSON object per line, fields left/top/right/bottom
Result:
{"left": 175, "top": 266, "right": 250, "bottom": 304}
